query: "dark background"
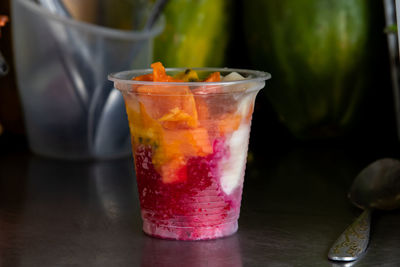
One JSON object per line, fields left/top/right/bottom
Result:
{"left": 0, "top": 0, "right": 399, "bottom": 159}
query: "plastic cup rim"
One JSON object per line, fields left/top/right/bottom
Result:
{"left": 108, "top": 67, "right": 272, "bottom": 89}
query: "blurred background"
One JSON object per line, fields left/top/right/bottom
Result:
{"left": 0, "top": 0, "right": 398, "bottom": 158}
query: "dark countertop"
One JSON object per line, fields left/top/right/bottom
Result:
{"left": 1, "top": 136, "right": 400, "bottom": 267}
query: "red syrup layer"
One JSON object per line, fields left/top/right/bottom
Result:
{"left": 134, "top": 138, "right": 243, "bottom": 240}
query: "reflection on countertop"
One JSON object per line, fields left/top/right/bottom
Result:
{"left": 1, "top": 144, "right": 400, "bottom": 266}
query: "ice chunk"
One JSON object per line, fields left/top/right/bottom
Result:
{"left": 222, "top": 72, "right": 245, "bottom": 82}
{"left": 220, "top": 124, "right": 250, "bottom": 195}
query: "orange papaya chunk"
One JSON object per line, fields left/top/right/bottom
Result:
{"left": 192, "top": 72, "right": 222, "bottom": 95}
{"left": 158, "top": 107, "right": 198, "bottom": 129}
{"left": 218, "top": 113, "right": 242, "bottom": 136}
{"left": 132, "top": 62, "right": 183, "bottom": 83}
{"left": 131, "top": 63, "right": 197, "bottom": 124}
{"left": 161, "top": 129, "right": 196, "bottom": 158}
{"left": 160, "top": 158, "right": 187, "bottom": 183}
{"left": 162, "top": 127, "right": 211, "bottom": 158}
{"left": 135, "top": 84, "right": 198, "bottom": 128}
{"left": 151, "top": 62, "right": 183, "bottom": 82}
{"left": 153, "top": 126, "right": 212, "bottom": 183}
{"left": 133, "top": 73, "right": 153, "bottom": 81}
{"left": 203, "top": 71, "right": 221, "bottom": 82}
{"left": 189, "top": 127, "right": 212, "bottom": 155}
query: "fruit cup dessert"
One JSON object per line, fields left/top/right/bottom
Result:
{"left": 109, "top": 62, "right": 270, "bottom": 240}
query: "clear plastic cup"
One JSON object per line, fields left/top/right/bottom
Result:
{"left": 109, "top": 68, "right": 270, "bottom": 240}
{"left": 11, "top": 0, "right": 164, "bottom": 159}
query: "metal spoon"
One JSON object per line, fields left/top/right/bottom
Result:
{"left": 328, "top": 158, "right": 400, "bottom": 261}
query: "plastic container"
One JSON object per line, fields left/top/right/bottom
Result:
{"left": 109, "top": 68, "right": 270, "bottom": 240}
{"left": 12, "top": 0, "right": 164, "bottom": 159}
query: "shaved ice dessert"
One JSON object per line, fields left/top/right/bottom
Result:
{"left": 109, "top": 62, "right": 270, "bottom": 240}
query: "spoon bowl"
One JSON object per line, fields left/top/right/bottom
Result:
{"left": 328, "top": 158, "right": 400, "bottom": 262}
{"left": 349, "top": 158, "right": 400, "bottom": 211}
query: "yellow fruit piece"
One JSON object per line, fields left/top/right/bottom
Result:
{"left": 126, "top": 100, "right": 212, "bottom": 183}
{"left": 158, "top": 107, "right": 198, "bottom": 128}
{"left": 153, "top": 126, "right": 212, "bottom": 168}
{"left": 125, "top": 101, "right": 163, "bottom": 146}
{"left": 173, "top": 69, "right": 200, "bottom": 82}
{"left": 136, "top": 84, "right": 199, "bottom": 128}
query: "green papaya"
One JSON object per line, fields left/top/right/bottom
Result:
{"left": 154, "top": 0, "right": 230, "bottom": 67}
{"left": 244, "top": 0, "right": 372, "bottom": 139}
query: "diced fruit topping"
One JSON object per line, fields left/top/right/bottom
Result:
{"left": 204, "top": 72, "right": 221, "bottom": 82}
{"left": 126, "top": 62, "right": 251, "bottom": 184}
{"left": 158, "top": 107, "right": 198, "bottom": 129}
{"left": 133, "top": 73, "right": 153, "bottom": 81}
{"left": 150, "top": 62, "right": 183, "bottom": 82}
{"left": 222, "top": 71, "right": 245, "bottom": 81}
{"left": 174, "top": 69, "right": 200, "bottom": 82}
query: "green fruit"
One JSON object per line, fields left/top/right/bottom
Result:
{"left": 154, "top": 0, "right": 230, "bottom": 67}
{"left": 244, "top": 0, "right": 371, "bottom": 139}
{"left": 96, "top": 0, "right": 150, "bottom": 30}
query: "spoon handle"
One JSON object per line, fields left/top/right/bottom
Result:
{"left": 328, "top": 209, "right": 372, "bottom": 261}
